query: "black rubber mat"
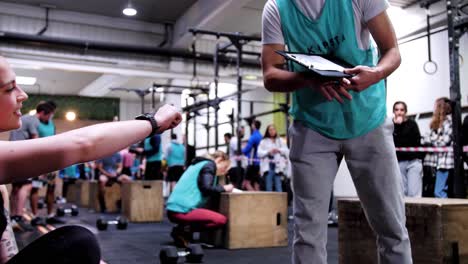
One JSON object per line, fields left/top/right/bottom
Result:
{"left": 15, "top": 207, "right": 338, "bottom": 264}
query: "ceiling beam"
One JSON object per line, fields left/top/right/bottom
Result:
{"left": 78, "top": 74, "right": 131, "bottom": 97}
{"left": 172, "top": 0, "right": 253, "bottom": 48}
{"left": 7, "top": 57, "right": 264, "bottom": 88}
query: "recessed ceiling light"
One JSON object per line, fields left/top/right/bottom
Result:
{"left": 123, "top": 2, "right": 137, "bottom": 16}
{"left": 16, "top": 76, "right": 37, "bottom": 85}
{"left": 155, "top": 87, "right": 164, "bottom": 92}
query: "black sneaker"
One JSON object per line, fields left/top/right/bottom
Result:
{"left": 46, "top": 216, "right": 65, "bottom": 225}
{"left": 170, "top": 226, "right": 191, "bottom": 248}
{"left": 30, "top": 217, "right": 45, "bottom": 226}
{"left": 12, "top": 217, "right": 33, "bottom": 232}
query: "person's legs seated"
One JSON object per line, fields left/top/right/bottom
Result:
{"left": 45, "top": 182, "right": 64, "bottom": 224}
{"left": 167, "top": 209, "right": 227, "bottom": 247}
{"left": 244, "top": 165, "right": 260, "bottom": 191}
{"left": 7, "top": 225, "right": 101, "bottom": 264}
{"left": 251, "top": 165, "right": 261, "bottom": 191}
{"left": 29, "top": 187, "right": 42, "bottom": 226}
{"left": 98, "top": 175, "right": 109, "bottom": 213}
{"left": 11, "top": 182, "right": 32, "bottom": 219}
{"left": 10, "top": 182, "right": 33, "bottom": 231}
{"left": 227, "top": 167, "right": 244, "bottom": 189}
{"left": 116, "top": 174, "right": 132, "bottom": 184}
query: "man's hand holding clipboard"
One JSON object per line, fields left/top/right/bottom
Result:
{"left": 275, "top": 50, "right": 354, "bottom": 103}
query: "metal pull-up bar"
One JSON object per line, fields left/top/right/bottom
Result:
{"left": 188, "top": 28, "right": 261, "bottom": 42}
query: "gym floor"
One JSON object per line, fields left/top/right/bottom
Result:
{"left": 15, "top": 207, "right": 339, "bottom": 264}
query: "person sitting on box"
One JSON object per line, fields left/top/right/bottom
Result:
{"left": 166, "top": 151, "right": 233, "bottom": 247}
{"left": 97, "top": 152, "right": 132, "bottom": 213}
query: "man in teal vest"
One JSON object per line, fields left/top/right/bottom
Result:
{"left": 262, "top": 1, "right": 411, "bottom": 263}
{"left": 165, "top": 134, "right": 186, "bottom": 194}
{"left": 30, "top": 101, "right": 64, "bottom": 225}
{"left": 143, "top": 134, "right": 163, "bottom": 180}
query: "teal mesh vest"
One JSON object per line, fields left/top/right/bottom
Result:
{"left": 277, "top": 0, "right": 386, "bottom": 139}
{"left": 166, "top": 142, "right": 185, "bottom": 167}
{"left": 166, "top": 161, "right": 218, "bottom": 213}
{"left": 144, "top": 137, "right": 162, "bottom": 162}
{"left": 38, "top": 120, "right": 55, "bottom": 137}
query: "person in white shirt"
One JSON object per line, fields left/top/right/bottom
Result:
{"left": 257, "top": 124, "right": 289, "bottom": 192}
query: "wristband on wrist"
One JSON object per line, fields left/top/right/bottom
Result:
{"left": 135, "top": 113, "right": 160, "bottom": 138}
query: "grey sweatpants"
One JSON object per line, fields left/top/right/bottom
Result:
{"left": 289, "top": 118, "right": 412, "bottom": 264}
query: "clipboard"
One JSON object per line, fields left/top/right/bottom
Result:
{"left": 276, "top": 50, "right": 354, "bottom": 78}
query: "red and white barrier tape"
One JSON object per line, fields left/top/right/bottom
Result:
{"left": 232, "top": 146, "right": 468, "bottom": 157}
{"left": 395, "top": 146, "right": 468, "bottom": 153}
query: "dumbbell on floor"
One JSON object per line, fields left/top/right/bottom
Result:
{"left": 159, "top": 244, "right": 204, "bottom": 264}
{"left": 96, "top": 217, "right": 128, "bottom": 231}
{"left": 57, "top": 205, "right": 79, "bottom": 217}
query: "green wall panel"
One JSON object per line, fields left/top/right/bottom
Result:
{"left": 23, "top": 94, "right": 119, "bottom": 121}
{"left": 273, "top": 92, "right": 287, "bottom": 135}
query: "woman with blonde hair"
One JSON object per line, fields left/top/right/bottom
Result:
{"left": 166, "top": 151, "right": 233, "bottom": 247}
{"left": 422, "top": 97, "right": 454, "bottom": 198}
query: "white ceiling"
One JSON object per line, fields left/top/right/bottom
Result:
{"left": 0, "top": 0, "right": 199, "bottom": 24}
{"left": 0, "top": 0, "right": 435, "bottom": 102}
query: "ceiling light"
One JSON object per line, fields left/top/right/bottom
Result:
{"left": 16, "top": 76, "right": 37, "bottom": 85}
{"left": 123, "top": 2, "right": 137, "bottom": 16}
{"left": 155, "top": 87, "right": 164, "bottom": 92}
{"left": 65, "top": 111, "right": 77, "bottom": 121}
{"left": 244, "top": 74, "right": 258, "bottom": 80}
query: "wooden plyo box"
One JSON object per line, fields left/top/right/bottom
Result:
{"left": 66, "top": 182, "right": 80, "bottom": 204}
{"left": 338, "top": 198, "right": 468, "bottom": 264}
{"left": 103, "top": 183, "right": 121, "bottom": 213}
{"left": 90, "top": 182, "right": 121, "bottom": 213}
{"left": 203, "top": 192, "right": 288, "bottom": 249}
{"left": 122, "top": 180, "right": 163, "bottom": 222}
{"left": 79, "top": 181, "right": 90, "bottom": 207}
{"left": 65, "top": 181, "right": 90, "bottom": 207}
{"left": 88, "top": 181, "right": 98, "bottom": 210}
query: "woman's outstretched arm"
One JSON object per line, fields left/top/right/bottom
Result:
{"left": 0, "top": 104, "right": 182, "bottom": 184}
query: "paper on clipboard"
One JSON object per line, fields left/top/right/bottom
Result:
{"left": 275, "top": 50, "right": 354, "bottom": 78}
{"left": 232, "top": 188, "right": 243, "bottom": 193}
{"left": 287, "top": 54, "right": 345, "bottom": 72}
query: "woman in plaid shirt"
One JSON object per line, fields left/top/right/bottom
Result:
{"left": 422, "top": 97, "right": 453, "bottom": 198}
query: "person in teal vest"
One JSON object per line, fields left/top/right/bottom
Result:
{"left": 166, "top": 151, "right": 233, "bottom": 247}
{"left": 142, "top": 134, "right": 163, "bottom": 180}
{"left": 165, "top": 134, "right": 186, "bottom": 194}
{"left": 261, "top": 1, "right": 411, "bottom": 263}
{"left": 30, "top": 101, "right": 65, "bottom": 226}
